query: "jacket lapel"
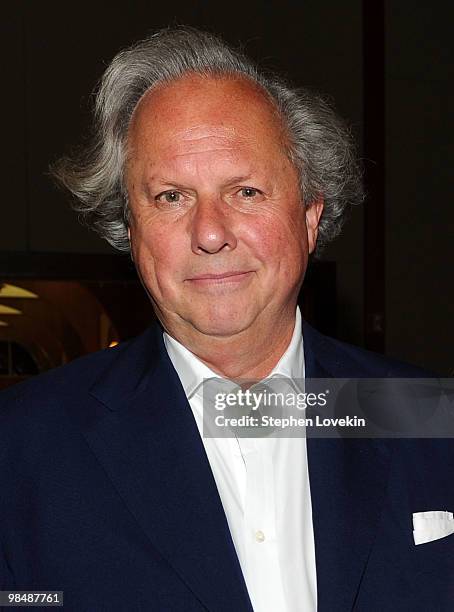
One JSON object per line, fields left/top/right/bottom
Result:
{"left": 85, "top": 325, "right": 253, "bottom": 612}
{"left": 303, "top": 322, "right": 393, "bottom": 611}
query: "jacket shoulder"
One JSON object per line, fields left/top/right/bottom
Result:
{"left": 0, "top": 339, "right": 132, "bottom": 422}
{"left": 302, "top": 321, "right": 431, "bottom": 377}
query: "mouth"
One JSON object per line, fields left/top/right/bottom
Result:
{"left": 186, "top": 271, "right": 253, "bottom": 285}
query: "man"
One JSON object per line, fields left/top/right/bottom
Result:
{"left": 1, "top": 27, "right": 453, "bottom": 611}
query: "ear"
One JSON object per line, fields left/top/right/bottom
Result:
{"left": 127, "top": 227, "right": 134, "bottom": 262}
{"left": 306, "top": 198, "right": 324, "bottom": 254}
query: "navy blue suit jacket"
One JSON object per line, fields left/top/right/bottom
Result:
{"left": 1, "top": 321, "right": 453, "bottom": 611}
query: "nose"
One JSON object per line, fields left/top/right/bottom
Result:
{"left": 190, "top": 196, "right": 237, "bottom": 255}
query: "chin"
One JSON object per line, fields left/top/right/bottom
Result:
{"left": 187, "top": 305, "right": 257, "bottom": 338}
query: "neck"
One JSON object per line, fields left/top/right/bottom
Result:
{"left": 162, "top": 307, "right": 297, "bottom": 380}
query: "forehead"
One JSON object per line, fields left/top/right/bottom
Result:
{"left": 127, "top": 74, "right": 288, "bottom": 158}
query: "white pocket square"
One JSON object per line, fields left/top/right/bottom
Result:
{"left": 412, "top": 511, "right": 454, "bottom": 545}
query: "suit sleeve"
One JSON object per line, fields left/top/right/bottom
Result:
{"left": 0, "top": 540, "right": 14, "bottom": 590}
{"left": 0, "top": 393, "right": 16, "bottom": 592}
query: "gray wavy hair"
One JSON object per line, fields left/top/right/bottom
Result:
{"left": 52, "top": 26, "right": 364, "bottom": 256}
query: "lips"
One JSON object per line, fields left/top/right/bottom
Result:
{"left": 188, "top": 271, "right": 251, "bottom": 281}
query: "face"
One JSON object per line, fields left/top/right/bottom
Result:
{"left": 126, "top": 75, "right": 322, "bottom": 339}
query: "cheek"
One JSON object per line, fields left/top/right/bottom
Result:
{"left": 130, "top": 221, "right": 181, "bottom": 286}
{"left": 130, "top": 211, "right": 166, "bottom": 259}
{"left": 241, "top": 209, "right": 307, "bottom": 269}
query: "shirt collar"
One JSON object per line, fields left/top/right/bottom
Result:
{"left": 164, "top": 307, "right": 305, "bottom": 399}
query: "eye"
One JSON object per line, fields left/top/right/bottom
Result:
{"left": 156, "top": 190, "right": 182, "bottom": 204}
{"left": 239, "top": 187, "right": 259, "bottom": 198}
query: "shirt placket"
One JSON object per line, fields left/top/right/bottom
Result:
{"left": 238, "top": 437, "right": 287, "bottom": 612}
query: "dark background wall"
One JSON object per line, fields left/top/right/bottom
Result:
{"left": 1, "top": 1, "right": 452, "bottom": 374}
{"left": 385, "top": 2, "right": 454, "bottom": 373}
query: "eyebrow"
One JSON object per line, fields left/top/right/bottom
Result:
{"left": 221, "top": 174, "right": 254, "bottom": 186}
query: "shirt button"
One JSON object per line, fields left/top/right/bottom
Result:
{"left": 255, "top": 530, "right": 265, "bottom": 543}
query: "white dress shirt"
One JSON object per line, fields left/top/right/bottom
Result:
{"left": 164, "top": 308, "right": 317, "bottom": 612}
